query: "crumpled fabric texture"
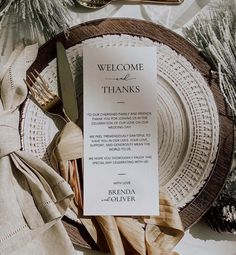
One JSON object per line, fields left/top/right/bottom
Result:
{"left": 52, "top": 121, "right": 184, "bottom": 255}
{"left": 51, "top": 121, "right": 84, "bottom": 212}
{"left": 0, "top": 44, "right": 75, "bottom": 255}
{"left": 141, "top": 0, "right": 211, "bottom": 31}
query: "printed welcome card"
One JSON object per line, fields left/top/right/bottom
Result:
{"left": 83, "top": 46, "right": 159, "bottom": 216}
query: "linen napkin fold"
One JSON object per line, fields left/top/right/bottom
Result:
{"left": 51, "top": 121, "right": 84, "bottom": 213}
{"left": 51, "top": 122, "right": 184, "bottom": 255}
{"left": 0, "top": 44, "right": 75, "bottom": 255}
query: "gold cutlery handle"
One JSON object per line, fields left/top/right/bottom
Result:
{"left": 120, "top": 0, "right": 183, "bottom": 4}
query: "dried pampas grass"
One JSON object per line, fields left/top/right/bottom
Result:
{"left": 184, "top": 0, "right": 236, "bottom": 234}
{"left": 184, "top": 0, "right": 236, "bottom": 115}
{"left": 0, "top": 0, "right": 73, "bottom": 54}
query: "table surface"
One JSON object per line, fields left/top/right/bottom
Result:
{"left": 73, "top": 4, "right": 236, "bottom": 255}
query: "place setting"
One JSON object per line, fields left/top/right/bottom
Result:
{"left": 19, "top": 17, "right": 234, "bottom": 250}
{"left": 0, "top": 1, "right": 235, "bottom": 255}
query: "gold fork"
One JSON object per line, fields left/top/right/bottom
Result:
{"left": 25, "top": 70, "right": 70, "bottom": 122}
{"left": 24, "top": 70, "right": 83, "bottom": 210}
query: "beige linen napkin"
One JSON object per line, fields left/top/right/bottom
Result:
{"left": 0, "top": 44, "right": 75, "bottom": 255}
{"left": 51, "top": 121, "right": 83, "bottom": 213}
{"left": 52, "top": 122, "right": 184, "bottom": 255}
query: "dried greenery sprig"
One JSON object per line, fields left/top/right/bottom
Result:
{"left": 205, "top": 165, "right": 236, "bottom": 234}
{"left": 0, "top": 0, "right": 74, "bottom": 54}
{"left": 184, "top": 0, "right": 236, "bottom": 115}
{"left": 184, "top": 0, "right": 236, "bottom": 234}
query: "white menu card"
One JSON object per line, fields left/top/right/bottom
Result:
{"left": 83, "top": 46, "right": 159, "bottom": 216}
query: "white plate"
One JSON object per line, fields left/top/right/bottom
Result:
{"left": 20, "top": 34, "right": 219, "bottom": 209}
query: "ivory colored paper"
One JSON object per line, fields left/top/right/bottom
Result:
{"left": 83, "top": 47, "right": 159, "bottom": 216}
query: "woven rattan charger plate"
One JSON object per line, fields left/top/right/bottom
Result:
{"left": 20, "top": 18, "right": 234, "bottom": 250}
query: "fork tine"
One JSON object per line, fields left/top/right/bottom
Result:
{"left": 34, "top": 70, "right": 53, "bottom": 94}
{"left": 24, "top": 78, "right": 46, "bottom": 106}
{"left": 28, "top": 72, "right": 54, "bottom": 103}
{"left": 24, "top": 73, "right": 50, "bottom": 108}
{"left": 24, "top": 78, "right": 37, "bottom": 98}
{"left": 30, "top": 72, "right": 51, "bottom": 99}
{"left": 33, "top": 70, "right": 56, "bottom": 97}
{"left": 27, "top": 74, "right": 47, "bottom": 102}
{"left": 27, "top": 75, "right": 41, "bottom": 95}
